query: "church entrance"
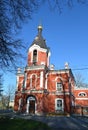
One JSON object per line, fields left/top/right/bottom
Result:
{"left": 29, "top": 100, "right": 35, "bottom": 114}
{"left": 26, "top": 96, "right": 36, "bottom": 114}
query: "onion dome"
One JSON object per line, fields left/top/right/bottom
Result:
{"left": 30, "top": 25, "right": 48, "bottom": 49}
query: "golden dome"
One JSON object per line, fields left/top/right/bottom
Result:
{"left": 37, "top": 25, "right": 43, "bottom": 30}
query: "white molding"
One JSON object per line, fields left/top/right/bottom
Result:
{"left": 49, "top": 70, "right": 69, "bottom": 75}
{"left": 55, "top": 92, "right": 70, "bottom": 95}
{"left": 76, "top": 98, "right": 88, "bottom": 100}
{"left": 55, "top": 76, "right": 67, "bottom": 82}
{"left": 29, "top": 44, "right": 47, "bottom": 53}
{"left": 25, "top": 65, "right": 45, "bottom": 71}
{"left": 56, "top": 82, "right": 63, "bottom": 91}
{"left": 30, "top": 73, "right": 37, "bottom": 78}
{"left": 25, "top": 90, "right": 44, "bottom": 93}
{"left": 78, "top": 92, "right": 87, "bottom": 97}
{"left": 75, "top": 87, "right": 88, "bottom": 90}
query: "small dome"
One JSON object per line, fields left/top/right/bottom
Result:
{"left": 37, "top": 25, "right": 43, "bottom": 30}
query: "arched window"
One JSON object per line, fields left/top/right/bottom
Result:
{"left": 78, "top": 92, "right": 87, "bottom": 97}
{"left": 33, "top": 50, "right": 37, "bottom": 65}
{"left": 30, "top": 74, "right": 37, "bottom": 89}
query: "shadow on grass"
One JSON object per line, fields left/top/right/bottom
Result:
{"left": 0, "top": 116, "right": 51, "bottom": 130}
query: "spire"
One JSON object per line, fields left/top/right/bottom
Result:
{"left": 37, "top": 25, "right": 43, "bottom": 35}
{"left": 30, "top": 25, "right": 48, "bottom": 49}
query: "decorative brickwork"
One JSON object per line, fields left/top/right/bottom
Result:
{"left": 14, "top": 25, "right": 88, "bottom": 115}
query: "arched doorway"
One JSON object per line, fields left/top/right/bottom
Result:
{"left": 26, "top": 96, "right": 36, "bottom": 114}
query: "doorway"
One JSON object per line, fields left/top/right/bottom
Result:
{"left": 29, "top": 100, "right": 35, "bottom": 114}
{"left": 26, "top": 96, "right": 36, "bottom": 114}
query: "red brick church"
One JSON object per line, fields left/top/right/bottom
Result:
{"left": 14, "top": 25, "right": 88, "bottom": 115}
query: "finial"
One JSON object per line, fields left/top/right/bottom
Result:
{"left": 17, "top": 67, "right": 21, "bottom": 73}
{"left": 37, "top": 25, "right": 43, "bottom": 33}
{"left": 37, "top": 19, "right": 43, "bottom": 35}
{"left": 65, "top": 62, "right": 69, "bottom": 69}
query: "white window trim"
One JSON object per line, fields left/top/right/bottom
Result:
{"left": 56, "top": 82, "right": 63, "bottom": 91}
{"left": 78, "top": 92, "right": 87, "bottom": 97}
{"left": 32, "top": 49, "right": 38, "bottom": 63}
{"left": 26, "top": 96, "right": 37, "bottom": 114}
{"left": 55, "top": 98, "right": 64, "bottom": 111}
{"left": 29, "top": 44, "right": 47, "bottom": 53}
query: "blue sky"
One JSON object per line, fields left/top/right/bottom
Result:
{"left": 3, "top": 2, "right": 88, "bottom": 90}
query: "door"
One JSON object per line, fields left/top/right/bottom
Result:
{"left": 29, "top": 100, "right": 35, "bottom": 114}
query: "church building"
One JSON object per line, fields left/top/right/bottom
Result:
{"left": 14, "top": 25, "right": 88, "bottom": 115}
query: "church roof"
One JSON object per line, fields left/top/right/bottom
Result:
{"left": 30, "top": 25, "right": 48, "bottom": 49}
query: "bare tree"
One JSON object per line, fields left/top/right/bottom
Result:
{"left": 0, "top": 0, "right": 88, "bottom": 71}
{"left": 0, "top": 0, "right": 39, "bottom": 71}
{"left": 5, "top": 85, "right": 15, "bottom": 108}
{"left": 0, "top": 74, "right": 3, "bottom": 109}
{"left": 0, "top": 74, "right": 3, "bottom": 96}
{"left": 75, "top": 73, "right": 88, "bottom": 88}
{"left": 47, "top": 0, "right": 88, "bottom": 13}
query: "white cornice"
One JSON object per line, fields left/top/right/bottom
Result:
{"left": 25, "top": 65, "right": 45, "bottom": 71}
{"left": 16, "top": 73, "right": 24, "bottom": 76}
{"left": 23, "top": 90, "right": 44, "bottom": 94}
{"left": 75, "top": 98, "right": 88, "bottom": 100}
{"left": 74, "top": 87, "right": 88, "bottom": 90}
{"left": 49, "top": 70, "right": 69, "bottom": 75}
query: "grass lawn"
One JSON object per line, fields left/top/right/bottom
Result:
{"left": 0, "top": 116, "right": 51, "bottom": 130}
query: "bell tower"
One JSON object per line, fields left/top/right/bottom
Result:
{"left": 27, "top": 25, "right": 50, "bottom": 67}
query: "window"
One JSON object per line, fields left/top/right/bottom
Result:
{"left": 33, "top": 50, "right": 37, "bottom": 64}
{"left": 83, "top": 108, "right": 88, "bottom": 113}
{"left": 56, "top": 83, "right": 63, "bottom": 91}
{"left": 78, "top": 92, "right": 86, "bottom": 97}
{"left": 55, "top": 99, "right": 63, "bottom": 111}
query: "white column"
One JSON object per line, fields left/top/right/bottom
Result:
{"left": 47, "top": 51, "right": 51, "bottom": 67}
{"left": 45, "top": 79, "right": 47, "bottom": 89}
{"left": 16, "top": 75, "right": 19, "bottom": 91}
{"left": 35, "top": 102, "right": 37, "bottom": 114}
{"left": 26, "top": 100, "right": 29, "bottom": 114}
{"left": 45, "top": 73, "right": 48, "bottom": 89}
{"left": 24, "top": 73, "right": 27, "bottom": 88}
{"left": 18, "top": 99, "right": 21, "bottom": 111}
{"left": 40, "top": 71, "right": 43, "bottom": 88}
